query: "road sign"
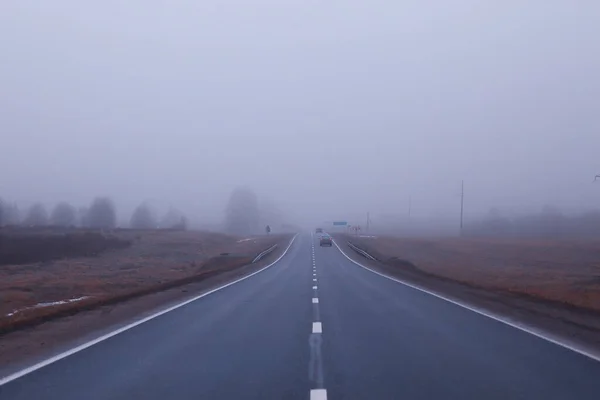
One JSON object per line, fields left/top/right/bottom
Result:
{"left": 333, "top": 221, "right": 347, "bottom": 226}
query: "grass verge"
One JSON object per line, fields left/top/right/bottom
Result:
{"left": 341, "top": 235, "right": 600, "bottom": 312}
{"left": 0, "top": 230, "right": 291, "bottom": 336}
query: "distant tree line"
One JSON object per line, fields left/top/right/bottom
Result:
{"left": 52, "top": 202, "right": 77, "bottom": 226}
{"left": 0, "top": 199, "right": 20, "bottom": 226}
{"left": 0, "top": 196, "right": 187, "bottom": 231}
{"left": 2, "top": 186, "right": 285, "bottom": 235}
{"left": 464, "top": 206, "right": 600, "bottom": 238}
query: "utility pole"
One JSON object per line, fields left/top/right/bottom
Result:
{"left": 408, "top": 195, "right": 412, "bottom": 218}
{"left": 460, "top": 180, "right": 464, "bottom": 236}
{"left": 366, "top": 212, "right": 370, "bottom": 233}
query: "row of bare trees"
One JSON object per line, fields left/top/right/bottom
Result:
{"left": 0, "top": 197, "right": 186, "bottom": 230}
{"left": 2, "top": 186, "right": 281, "bottom": 233}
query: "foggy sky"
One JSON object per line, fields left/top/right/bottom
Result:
{"left": 1, "top": 1, "right": 599, "bottom": 227}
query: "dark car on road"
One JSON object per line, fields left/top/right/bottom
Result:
{"left": 319, "top": 234, "right": 332, "bottom": 247}
{"left": 316, "top": 228, "right": 323, "bottom": 233}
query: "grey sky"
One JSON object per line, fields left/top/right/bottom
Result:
{"left": 1, "top": 1, "right": 599, "bottom": 227}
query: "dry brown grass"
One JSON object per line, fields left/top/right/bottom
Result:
{"left": 0, "top": 230, "right": 289, "bottom": 333}
{"left": 347, "top": 236, "right": 600, "bottom": 311}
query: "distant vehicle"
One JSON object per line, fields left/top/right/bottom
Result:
{"left": 316, "top": 228, "right": 323, "bottom": 233}
{"left": 319, "top": 234, "right": 332, "bottom": 247}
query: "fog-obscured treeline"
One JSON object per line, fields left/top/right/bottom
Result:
{"left": 350, "top": 214, "right": 459, "bottom": 237}
{"left": 0, "top": 196, "right": 185, "bottom": 231}
{"left": 463, "top": 207, "right": 600, "bottom": 238}
{"left": 361, "top": 207, "right": 600, "bottom": 239}
{"left": 0, "top": 186, "right": 297, "bottom": 235}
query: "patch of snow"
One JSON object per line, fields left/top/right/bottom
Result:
{"left": 6, "top": 296, "right": 90, "bottom": 317}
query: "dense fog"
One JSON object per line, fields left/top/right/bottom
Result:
{"left": 1, "top": 1, "right": 599, "bottom": 234}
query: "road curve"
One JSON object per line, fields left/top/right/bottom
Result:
{"left": 1, "top": 233, "right": 599, "bottom": 399}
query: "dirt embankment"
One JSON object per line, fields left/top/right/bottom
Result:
{"left": 0, "top": 229, "right": 291, "bottom": 335}
{"left": 337, "top": 234, "right": 600, "bottom": 351}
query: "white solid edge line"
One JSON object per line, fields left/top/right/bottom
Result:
{"left": 312, "top": 298, "right": 319, "bottom": 304}
{"left": 310, "top": 389, "right": 328, "bottom": 400}
{"left": 312, "top": 322, "right": 323, "bottom": 333}
{"left": 332, "top": 239, "right": 600, "bottom": 363}
{"left": 0, "top": 234, "right": 299, "bottom": 386}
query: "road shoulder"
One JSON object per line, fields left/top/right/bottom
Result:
{"left": 0, "top": 235, "right": 296, "bottom": 379}
{"left": 333, "top": 237, "right": 600, "bottom": 361}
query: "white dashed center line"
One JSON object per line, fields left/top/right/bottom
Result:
{"left": 309, "top": 234, "right": 326, "bottom": 398}
{"left": 312, "top": 322, "right": 323, "bottom": 333}
{"left": 310, "top": 389, "right": 328, "bottom": 400}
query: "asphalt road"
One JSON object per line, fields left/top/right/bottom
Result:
{"left": 1, "top": 233, "right": 600, "bottom": 399}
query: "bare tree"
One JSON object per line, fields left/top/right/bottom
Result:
{"left": 0, "top": 198, "right": 16, "bottom": 226}
{"left": 24, "top": 203, "right": 49, "bottom": 226}
{"left": 160, "top": 207, "right": 186, "bottom": 230}
{"left": 225, "top": 187, "right": 260, "bottom": 235}
{"left": 3, "top": 202, "right": 20, "bottom": 225}
{"left": 174, "top": 216, "right": 187, "bottom": 230}
{"left": 87, "top": 197, "right": 117, "bottom": 229}
{"left": 130, "top": 202, "right": 156, "bottom": 229}
{"left": 51, "top": 202, "right": 77, "bottom": 227}
{"left": 78, "top": 207, "right": 89, "bottom": 227}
